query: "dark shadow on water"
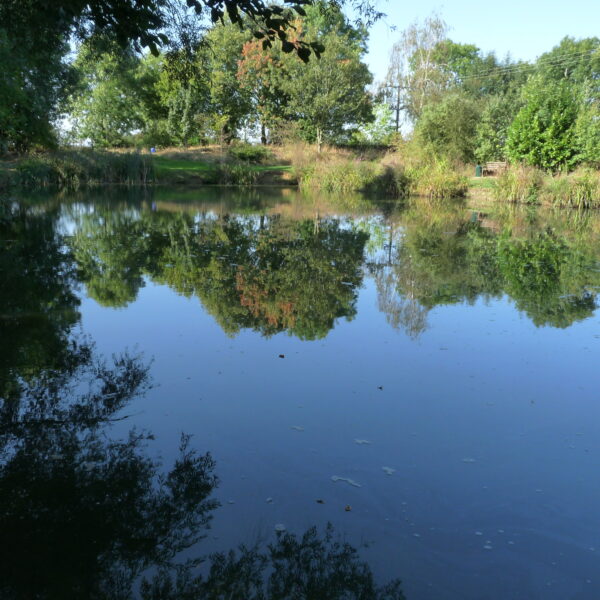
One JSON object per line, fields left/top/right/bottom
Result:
{"left": 0, "top": 322, "right": 405, "bottom": 598}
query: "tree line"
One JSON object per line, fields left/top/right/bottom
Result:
{"left": 1, "top": 2, "right": 598, "bottom": 171}
{"left": 381, "top": 15, "right": 599, "bottom": 170}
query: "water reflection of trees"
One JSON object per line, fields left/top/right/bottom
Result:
{"left": 7, "top": 197, "right": 600, "bottom": 345}
{"left": 0, "top": 203, "right": 81, "bottom": 401}
{"left": 0, "top": 340, "right": 404, "bottom": 599}
{"left": 70, "top": 211, "right": 369, "bottom": 340}
{"left": 369, "top": 207, "right": 600, "bottom": 337}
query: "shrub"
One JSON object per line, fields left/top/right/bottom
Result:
{"left": 228, "top": 143, "right": 271, "bottom": 164}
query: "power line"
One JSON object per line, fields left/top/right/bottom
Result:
{"left": 383, "top": 47, "right": 599, "bottom": 85}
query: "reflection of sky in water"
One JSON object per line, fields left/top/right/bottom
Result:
{"left": 6, "top": 191, "right": 600, "bottom": 599}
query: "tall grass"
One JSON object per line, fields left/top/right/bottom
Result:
{"left": 298, "top": 159, "right": 401, "bottom": 195}
{"left": 493, "top": 166, "right": 543, "bottom": 203}
{"left": 295, "top": 155, "right": 467, "bottom": 199}
{"left": 215, "top": 162, "right": 259, "bottom": 186}
{"left": 494, "top": 166, "right": 600, "bottom": 208}
{"left": 405, "top": 160, "right": 468, "bottom": 199}
{"left": 15, "top": 150, "right": 154, "bottom": 189}
{"left": 541, "top": 169, "right": 600, "bottom": 208}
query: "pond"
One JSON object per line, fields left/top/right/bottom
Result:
{"left": 2, "top": 187, "right": 600, "bottom": 599}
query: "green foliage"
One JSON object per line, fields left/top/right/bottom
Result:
{"left": 414, "top": 92, "right": 481, "bottom": 163}
{"left": 66, "top": 40, "right": 150, "bottom": 147}
{"left": 228, "top": 143, "right": 272, "bottom": 163}
{"left": 506, "top": 77, "right": 582, "bottom": 171}
{"left": 0, "top": 27, "right": 68, "bottom": 153}
{"left": 354, "top": 103, "right": 396, "bottom": 145}
{"left": 278, "top": 4, "right": 373, "bottom": 149}
{"left": 535, "top": 36, "right": 600, "bottom": 87}
{"left": 574, "top": 90, "right": 600, "bottom": 167}
{"left": 475, "top": 93, "right": 522, "bottom": 163}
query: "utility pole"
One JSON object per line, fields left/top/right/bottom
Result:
{"left": 381, "top": 83, "right": 404, "bottom": 132}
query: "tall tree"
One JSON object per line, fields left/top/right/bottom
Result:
{"left": 506, "top": 76, "right": 583, "bottom": 171}
{"left": 67, "top": 40, "right": 148, "bottom": 147}
{"left": 279, "top": 2, "right": 373, "bottom": 150}
{"left": 383, "top": 14, "right": 449, "bottom": 125}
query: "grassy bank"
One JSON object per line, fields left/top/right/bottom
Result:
{"left": 0, "top": 145, "right": 295, "bottom": 191}
{"left": 2, "top": 145, "right": 597, "bottom": 209}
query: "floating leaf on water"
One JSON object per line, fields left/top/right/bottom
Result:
{"left": 345, "top": 505, "right": 352, "bottom": 512}
{"left": 331, "top": 476, "right": 362, "bottom": 488}
{"left": 382, "top": 466, "right": 395, "bottom": 475}
{"left": 316, "top": 499, "right": 325, "bottom": 504}
{"left": 266, "top": 497, "right": 273, "bottom": 503}
{"left": 278, "top": 354, "right": 285, "bottom": 359}
{"left": 291, "top": 426, "right": 304, "bottom": 432}
{"left": 354, "top": 439, "right": 372, "bottom": 445}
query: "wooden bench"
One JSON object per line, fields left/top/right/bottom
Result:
{"left": 482, "top": 161, "right": 508, "bottom": 176}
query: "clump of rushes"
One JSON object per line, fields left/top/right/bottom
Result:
{"left": 215, "top": 162, "right": 259, "bottom": 186}
{"left": 493, "top": 165, "right": 543, "bottom": 203}
{"left": 405, "top": 159, "right": 468, "bottom": 200}
{"left": 494, "top": 166, "right": 600, "bottom": 208}
{"left": 298, "top": 159, "right": 408, "bottom": 197}
{"left": 541, "top": 169, "right": 600, "bottom": 208}
{"left": 15, "top": 150, "right": 154, "bottom": 188}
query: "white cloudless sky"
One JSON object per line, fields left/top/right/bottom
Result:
{"left": 363, "top": 0, "right": 600, "bottom": 82}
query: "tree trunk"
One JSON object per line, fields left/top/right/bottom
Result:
{"left": 260, "top": 122, "right": 267, "bottom": 145}
{"left": 316, "top": 127, "right": 323, "bottom": 153}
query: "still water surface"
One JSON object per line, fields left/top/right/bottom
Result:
{"left": 3, "top": 187, "right": 600, "bottom": 599}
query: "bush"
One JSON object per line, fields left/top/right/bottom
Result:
{"left": 228, "top": 143, "right": 271, "bottom": 164}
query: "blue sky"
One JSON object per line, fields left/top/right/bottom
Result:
{"left": 363, "top": 0, "right": 600, "bottom": 82}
